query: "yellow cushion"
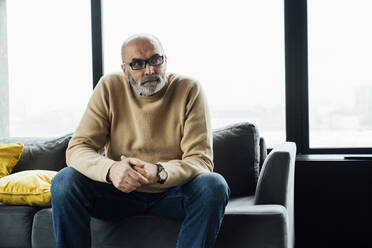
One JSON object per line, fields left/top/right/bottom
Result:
{"left": 0, "top": 170, "right": 57, "bottom": 206}
{"left": 0, "top": 142, "right": 24, "bottom": 178}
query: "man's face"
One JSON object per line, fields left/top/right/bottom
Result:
{"left": 121, "top": 38, "right": 167, "bottom": 96}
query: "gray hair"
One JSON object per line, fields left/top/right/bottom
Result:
{"left": 121, "top": 33, "right": 164, "bottom": 63}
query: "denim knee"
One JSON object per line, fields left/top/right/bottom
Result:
{"left": 190, "top": 172, "right": 230, "bottom": 205}
{"left": 51, "top": 167, "right": 84, "bottom": 200}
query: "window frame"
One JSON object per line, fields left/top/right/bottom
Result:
{"left": 91, "top": 0, "right": 103, "bottom": 89}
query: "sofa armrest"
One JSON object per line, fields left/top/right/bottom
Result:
{"left": 217, "top": 205, "right": 289, "bottom": 248}
{"left": 254, "top": 142, "right": 296, "bottom": 206}
{"left": 253, "top": 142, "right": 296, "bottom": 248}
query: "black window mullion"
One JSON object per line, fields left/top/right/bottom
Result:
{"left": 91, "top": 0, "right": 103, "bottom": 89}
{"left": 285, "top": 0, "right": 309, "bottom": 154}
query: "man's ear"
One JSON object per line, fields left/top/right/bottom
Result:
{"left": 121, "top": 63, "right": 127, "bottom": 73}
{"left": 164, "top": 55, "right": 167, "bottom": 63}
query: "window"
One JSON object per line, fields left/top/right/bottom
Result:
{"left": 308, "top": 0, "right": 372, "bottom": 148}
{"left": 102, "top": 0, "right": 285, "bottom": 147}
{"left": 5, "top": 0, "right": 92, "bottom": 137}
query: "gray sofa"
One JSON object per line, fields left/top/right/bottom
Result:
{"left": 0, "top": 122, "right": 296, "bottom": 248}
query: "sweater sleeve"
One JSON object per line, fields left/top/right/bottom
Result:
{"left": 66, "top": 78, "right": 116, "bottom": 183}
{"left": 160, "top": 82, "right": 214, "bottom": 187}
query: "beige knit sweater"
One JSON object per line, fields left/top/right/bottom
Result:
{"left": 66, "top": 72, "right": 213, "bottom": 193}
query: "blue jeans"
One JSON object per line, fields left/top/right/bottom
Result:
{"left": 51, "top": 167, "right": 230, "bottom": 248}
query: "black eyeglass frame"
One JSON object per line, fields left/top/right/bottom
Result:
{"left": 124, "top": 54, "right": 164, "bottom": 70}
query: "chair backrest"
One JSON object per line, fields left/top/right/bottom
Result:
{"left": 254, "top": 142, "right": 296, "bottom": 248}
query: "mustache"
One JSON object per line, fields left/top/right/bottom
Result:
{"left": 140, "top": 75, "right": 161, "bottom": 85}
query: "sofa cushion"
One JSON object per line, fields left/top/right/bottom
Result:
{"left": 0, "top": 202, "right": 40, "bottom": 248}
{"left": 0, "top": 133, "right": 72, "bottom": 173}
{"left": 212, "top": 122, "right": 260, "bottom": 196}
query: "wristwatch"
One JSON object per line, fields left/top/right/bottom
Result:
{"left": 156, "top": 163, "right": 168, "bottom": 184}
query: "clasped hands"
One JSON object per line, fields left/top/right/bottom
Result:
{"left": 108, "top": 155, "right": 158, "bottom": 193}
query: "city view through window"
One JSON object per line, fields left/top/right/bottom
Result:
{"left": 308, "top": 0, "right": 372, "bottom": 148}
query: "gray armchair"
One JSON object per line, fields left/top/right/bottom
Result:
{"left": 215, "top": 141, "right": 296, "bottom": 248}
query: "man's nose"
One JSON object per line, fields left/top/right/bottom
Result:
{"left": 144, "top": 62, "right": 155, "bottom": 75}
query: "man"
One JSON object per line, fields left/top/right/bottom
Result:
{"left": 51, "top": 34, "right": 230, "bottom": 248}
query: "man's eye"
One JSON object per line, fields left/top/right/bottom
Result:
{"left": 149, "top": 56, "right": 162, "bottom": 65}
{"left": 131, "top": 60, "right": 144, "bottom": 67}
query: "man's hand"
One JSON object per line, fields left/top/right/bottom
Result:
{"left": 126, "top": 157, "right": 159, "bottom": 184}
{"left": 108, "top": 155, "right": 149, "bottom": 193}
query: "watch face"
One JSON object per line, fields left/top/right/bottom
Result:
{"left": 159, "top": 170, "right": 167, "bottom": 180}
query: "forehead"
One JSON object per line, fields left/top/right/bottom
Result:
{"left": 124, "top": 38, "right": 162, "bottom": 61}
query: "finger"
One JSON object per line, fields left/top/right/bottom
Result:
{"left": 127, "top": 157, "right": 145, "bottom": 167}
{"left": 128, "top": 169, "right": 148, "bottom": 184}
{"left": 117, "top": 185, "right": 127, "bottom": 192}
{"left": 133, "top": 168, "right": 147, "bottom": 178}
{"left": 119, "top": 160, "right": 135, "bottom": 172}
{"left": 121, "top": 157, "right": 141, "bottom": 168}
{"left": 132, "top": 165, "right": 147, "bottom": 175}
{"left": 115, "top": 182, "right": 129, "bottom": 192}
{"left": 119, "top": 185, "right": 134, "bottom": 193}
{"left": 129, "top": 169, "right": 149, "bottom": 184}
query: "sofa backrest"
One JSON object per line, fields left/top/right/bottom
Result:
{"left": 0, "top": 133, "right": 73, "bottom": 173}
{"left": 0, "top": 122, "right": 265, "bottom": 197}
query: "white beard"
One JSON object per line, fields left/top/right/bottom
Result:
{"left": 129, "top": 74, "right": 166, "bottom": 96}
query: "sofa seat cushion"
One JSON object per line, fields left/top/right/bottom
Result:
{"left": 31, "top": 196, "right": 287, "bottom": 248}
{"left": 31, "top": 208, "right": 181, "bottom": 248}
{"left": 0, "top": 202, "right": 40, "bottom": 248}
{"left": 89, "top": 197, "right": 259, "bottom": 248}
{"left": 91, "top": 197, "right": 288, "bottom": 248}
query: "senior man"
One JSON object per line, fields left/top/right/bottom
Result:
{"left": 51, "top": 33, "right": 230, "bottom": 248}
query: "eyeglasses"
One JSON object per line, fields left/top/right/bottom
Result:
{"left": 124, "top": 54, "right": 164, "bottom": 70}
